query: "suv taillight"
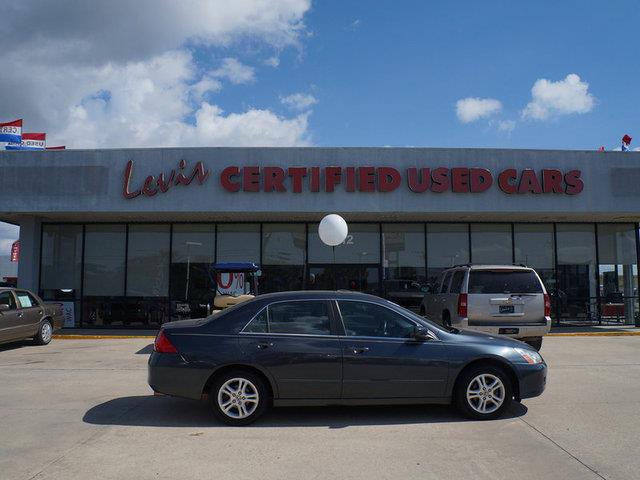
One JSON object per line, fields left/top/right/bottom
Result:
{"left": 457, "top": 293, "right": 468, "bottom": 317}
{"left": 544, "top": 293, "right": 551, "bottom": 317}
{"left": 154, "top": 330, "right": 178, "bottom": 353}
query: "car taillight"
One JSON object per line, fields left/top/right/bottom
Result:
{"left": 457, "top": 293, "right": 468, "bottom": 317}
{"left": 544, "top": 293, "right": 551, "bottom": 317}
{"left": 154, "top": 330, "right": 178, "bottom": 353}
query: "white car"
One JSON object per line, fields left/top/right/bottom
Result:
{"left": 420, "top": 265, "right": 551, "bottom": 350}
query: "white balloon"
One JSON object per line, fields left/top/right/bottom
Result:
{"left": 318, "top": 214, "right": 348, "bottom": 247}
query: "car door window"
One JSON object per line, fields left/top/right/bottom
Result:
{"left": 338, "top": 301, "right": 417, "bottom": 338}
{"left": 449, "top": 271, "right": 466, "bottom": 294}
{"left": 268, "top": 301, "right": 332, "bottom": 335}
{"left": 16, "top": 291, "right": 38, "bottom": 308}
{"left": 0, "top": 291, "right": 17, "bottom": 310}
{"left": 440, "top": 272, "right": 452, "bottom": 293}
{"left": 242, "top": 308, "right": 269, "bottom": 333}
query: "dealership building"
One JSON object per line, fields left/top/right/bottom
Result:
{"left": 1, "top": 147, "right": 639, "bottom": 329}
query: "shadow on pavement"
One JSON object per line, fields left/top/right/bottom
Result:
{"left": 83, "top": 395, "right": 528, "bottom": 428}
{"left": 135, "top": 344, "right": 154, "bottom": 355}
{"left": 0, "top": 340, "right": 33, "bottom": 352}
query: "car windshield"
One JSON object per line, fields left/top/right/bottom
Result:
{"left": 468, "top": 270, "right": 543, "bottom": 294}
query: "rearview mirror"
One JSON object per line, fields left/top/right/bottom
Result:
{"left": 413, "top": 326, "right": 432, "bottom": 341}
{"left": 0, "top": 303, "right": 10, "bottom": 312}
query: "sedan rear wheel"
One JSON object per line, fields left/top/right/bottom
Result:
{"left": 33, "top": 320, "right": 53, "bottom": 345}
{"left": 210, "top": 371, "right": 269, "bottom": 426}
{"left": 456, "top": 365, "right": 512, "bottom": 420}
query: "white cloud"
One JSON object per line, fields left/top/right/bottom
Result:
{"left": 0, "top": 0, "right": 313, "bottom": 148}
{"left": 264, "top": 56, "right": 280, "bottom": 67}
{"left": 211, "top": 58, "right": 255, "bottom": 84}
{"left": 280, "top": 93, "right": 318, "bottom": 110}
{"left": 456, "top": 97, "right": 502, "bottom": 123}
{"left": 498, "top": 120, "right": 516, "bottom": 132}
{"left": 521, "top": 73, "right": 595, "bottom": 120}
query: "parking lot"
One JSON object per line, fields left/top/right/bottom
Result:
{"left": 0, "top": 336, "right": 638, "bottom": 480}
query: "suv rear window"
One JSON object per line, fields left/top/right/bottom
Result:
{"left": 468, "top": 270, "right": 543, "bottom": 294}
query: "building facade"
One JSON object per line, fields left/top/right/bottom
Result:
{"left": 1, "top": 147, "right": 639, "bottom": 328}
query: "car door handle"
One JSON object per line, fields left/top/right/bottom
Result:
{"left": 256, "top": 342, "right": 274, "bottom": 350}
{"left": 350, "top": 346, "right": 370, "bottom": 355}
{"left": 17, "top": 312, "right": 23, "bottom": 317}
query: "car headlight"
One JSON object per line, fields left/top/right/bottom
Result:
{"left": 514, "top": 347, "right": 543, "bottom": 365}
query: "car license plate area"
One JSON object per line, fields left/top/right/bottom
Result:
{"left": 499, "top": 328, "right": 519, "bottom": 335}
{"left": 499, "top": 305, "right": 515, "bottom": 314}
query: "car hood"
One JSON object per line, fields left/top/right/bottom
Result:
{"left": 449, "top": 328, "right": 527, "bottom": 348}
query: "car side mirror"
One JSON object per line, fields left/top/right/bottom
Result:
{"left": 413, "top": 326, "right": 432, "bottom": 341}
{"left": 0, "top": 303, "right": 10, "bottom": 312}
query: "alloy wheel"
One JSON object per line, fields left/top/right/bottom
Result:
{"left": 217, "top": 377, "right": 260, "bottom": 419}
{"left": 466, "top": 373, "right": 505, "bottom": 414}
{"left": 41, "top": 322, "right": 53, "bottom": 343}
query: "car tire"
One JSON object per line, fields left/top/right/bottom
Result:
{"left": 210, "top": 370, "right": 270, "bottom": 426}
{"left": 33, "top": 320, "right": 53, "bottom": 346}
{"left": 455, "top": 365, "right": 512, "bottom": 420}
{"left": 525, "top": 337, "right": 543, "bottom": 351}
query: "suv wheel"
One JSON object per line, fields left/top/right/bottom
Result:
{"left": 33, "top": 320, "right": 53, "bottom": 345}
{"left": 456, "top": 365, "right": 512, "bottom": 420}
{"left": 210, "top": 370, "right": 269, "bottom": 426}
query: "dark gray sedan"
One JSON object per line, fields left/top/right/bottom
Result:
{"left": 148, "top": 291, "right": 547, "bottom": 425}
{"left": 0, "top": 287, "right": 64, "bottom": 345}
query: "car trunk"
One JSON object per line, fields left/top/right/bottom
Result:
{"left": 466, "top": 269, "right": 546, "bottom": 326}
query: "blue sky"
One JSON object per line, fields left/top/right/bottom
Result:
{"left": 207, "top": 0, "right": 639, "bottom": 150}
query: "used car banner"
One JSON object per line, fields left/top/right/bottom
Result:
{"left": 0, "top": 118, "right": 22, "bottom": 144}
{"left": 5, "top": 132, "right": 46, "bottom": 150}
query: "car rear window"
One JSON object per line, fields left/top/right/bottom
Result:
{"left": 468, "top": 270, "right": 543, "bottom": 294}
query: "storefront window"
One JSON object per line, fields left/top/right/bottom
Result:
{"left": 40, "top": 224, "right": 83, "bottom": 327}
{"left": 382, "top": 224, "right": 426, "bottom": 311}
{"left": 426, "top": 224, "right": 469, "bottom": 287}
{"left": 261, "top": 224, "right": 306, "bottom": 293}
{"left": 514, "top": 224, "right": 556, "bottom": 295}
{"left": 597, "top": 224, "right": 638, "bottom": 324}
{"left": 308, "top": 223, "right": 380, "bottom": 264}
{"left": 556, "top": 224, "right": 597, "bottom": 323}
{"left": 217, "top": 224, "right": 260, "bottom": 262}
{"left": 126, "top": 225, "right": 170, "bottom": 297}
{"left": 40, "top": 224, "right": 83, "bottom": 300}
{"left": 470, "top": 224, "right": 512, "bottom": 265}
{"left": 82, "top": 224, "right": 127, "bottom": 327}
{"left": 170, "top": 224, "right": 216, "bottom": 319}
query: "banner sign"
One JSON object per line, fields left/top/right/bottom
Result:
{"left": 60, "top": 302, "right": 76, "bottom": 328}
{"left": 0, "top": 119, "right": 22, "bottom": 144}
{"left": 10, "top": 240, "right": 19, "bottom": 262}
{"left": 6, "top": 132, "right": 46, "bottom": 150}
{"left": 216, "top": 272, "right": 246, "bottom": 296}
{"left": 122, "top": 159, "right": 585, "bottom": 199}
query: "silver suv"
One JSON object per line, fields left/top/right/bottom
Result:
{"left": 420, "top": 265, "right": 551, "bottom": 350}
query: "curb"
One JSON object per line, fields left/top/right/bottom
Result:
{"left": 547, "top": 331, "right": 640, "bottom": 337}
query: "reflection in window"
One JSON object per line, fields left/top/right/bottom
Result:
{"left": 470, "top": 224, "right": 512, "bottom": 265}
{"left": 556, "top": 224, "right": 597, "bottom": 322}
{"left": 126, "top": 224, "right": 170, "bottom": 297}
{"left": 40, "top": 224, "right": 83, "bottom": 301}
{"left": 426, "top": 224, "right": 469, "bottom": 287}
{"left": 308, "top": 223, "right": 380, "bottom": 264}
{"left": 170, "top": 224, "right": 216, "bottom": 319}
{"left": 261, "top": 224, "right": 306, "bottom": 293}
{"left": 597, "top": 224, "right": 638, "bottom": 324}
{"left": 83, "top": 225, "right": 126, "bottom": 296}
{"left": 338, "top": 301, "right": 416, "bottom": 338}
{"left": 217, "top": 224, "right": 260, "bottom": 262}
{"left": 514, "top": 224, "right": 555, "bottom": 297}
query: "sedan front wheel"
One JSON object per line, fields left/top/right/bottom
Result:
{"left": 456, "top": 365, "right": 512, "bottom": 420}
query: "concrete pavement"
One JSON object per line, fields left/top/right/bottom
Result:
{"left": 1, "top": 336, "right": 639, "bottom": 480}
